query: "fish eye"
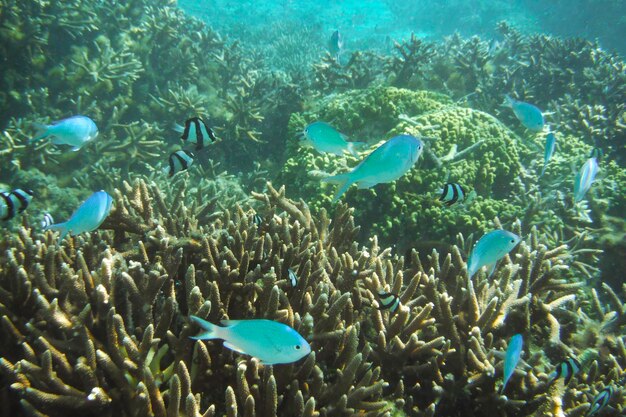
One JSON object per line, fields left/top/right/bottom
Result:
{"left": 294, "top": 345, "right": 301, "bottom": 350}
{"left": 510, "top": 239, "right": 515, "bottom": 243}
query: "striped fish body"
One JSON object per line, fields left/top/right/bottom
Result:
{"left": 252, "top": 213, "right": 263, "bottom": 228}
{"left": 180, "top": 117, "right": 217, "bottom": 150}
{"left": 0, "top": 189, "right": 34, "bottom": 221}
{"left": 167, "top": 150, "right": 195, "bottom": 177}
{"left": 549, "top": 357, "right": 581, "bottom": 385}
{"left": 586, "top": 386, "right": 613, "bottom": 417}
{"left": 377, "top": 290, "right": 400, "bottom": 313}
{"left": 439, "top": 183, "right": 466, "bottom": 206}
{"left": 41, "top": 212, "right": 54, "bottom": 229}
{"left": 288, "top": 268, "right": 298, "bottom": 287}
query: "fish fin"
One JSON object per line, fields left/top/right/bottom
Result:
{"left": 321, "top": 173, "right": 353, "bottom": 203}
{"left": 29, "top": 123, "right": 51, "bottom": 143}
{"left": 189, "top": 315, "right": 221, "bottom": 340}
{"left": 223, "top": 341, "right": 247, "bottom": 355}
{"left": 71, "top": 146, "right": 81, "bottom": 152}
{"left": 356, "top": 181, "right": 377, "bottom": 190}
{"left": 346, "top": 141, "right": 366, "bottom": 157}
{"left": 47, "top": 222, "right": 69, "bottom": 242}
{"left": 219, "top": 320, "right": 241, "bottom": 326}
{"left": 172, "top": 123, "right": 184, "bottom": 134}
{"left": 503, "top": 94, "right": 514, "bottom": 108}
{"left": 487, "top": 262, "right": 497, "bottom": 278}
{"left": 50, "top": 137, "right": 65, "bottom": 145}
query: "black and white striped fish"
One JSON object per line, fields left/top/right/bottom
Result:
{"left": 439, "top": 183, "right": 466, "bottom": 207}
{"left": 288, "top": 268, "right": 298, "bottom": 287}
{"left": 377, "top": 290, "right": 400, "bottom": 313}
{"left": 586, "top": 386, "right": 613, "bottom": 417}
{"left": 1, "top": 189, "right": 33, "bottom": 221}
{"left": 549, "top": 357, "right": 581, "bottom": 385}
{"left": 165, "top": 150, "right": 195, "bottom": 177}
{"left": 252, "top": 213, "right": 263, "bottom": 228}
{"left": 40, "top": 212, "right": 54, "bottom": 229}
{"left": 174, "top": 117, "right": 217, "bottom": 151}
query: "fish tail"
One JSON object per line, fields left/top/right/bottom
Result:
{"left": 47, "top": 222, "right": 69, "bottom": 242}
{"left": 172, "top": 122, "right": 184, "bottom": 134}
{"left": 321, "top": 173, "right": 352, "bottom": 203}
{"left": 347, "top": 142, "right": 365, "bottom": 157}
{"left": 189, "top": 315, "right": 221, "bottom": 340}
{"left": 30, "top": 123, "right": 51, "bottom": 143}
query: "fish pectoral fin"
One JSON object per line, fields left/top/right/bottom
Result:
{"left": 487, "top": 263, "right": 497, "bottom": 277}
{"left": 71, "top": 146, "right": 81, "bottom": 152}
{"left": 223, "top": 341, "right": 247, "bottom": 355}
{"left": 190, "top": 331, "right": 214, "bottom": 340}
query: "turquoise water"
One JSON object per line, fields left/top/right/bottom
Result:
{"left": 0, "top": 1, "right": 625, "bottom": 416}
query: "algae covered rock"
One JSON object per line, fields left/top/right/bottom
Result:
{"left": 279, "top": 87, "right": 530, "bottom": 248}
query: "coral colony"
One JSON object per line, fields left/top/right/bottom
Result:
{"left": 0, "top": 0, "right": 625, "bottom": 416}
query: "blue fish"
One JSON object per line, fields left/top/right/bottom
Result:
{"left": 574, "top": 157, "right": 599, "bottom": 202}
{"left": 549, "top": 357, "right": 581, "bottom": 386}
{"left": 303, "top": 121, "right": 364, "bottom": 156}
{"left": 540, "top": 132, "right": 557, "bottom": 176}
{"left": 30, "top": 115, "right": 99, "bottom": 151}
{"left": 467, "top": 230, "right": 521, "bottom": 278}
{"left": 586, "top": 386, "right": 613, "bottom": 417}
{"left": 189, "top": 316, "right": 311, "bottom": 365}
{"left": 48, "top": 191, "right": 113, "bottom": 241}
{"left": 501, "top": 334, "right": 523, "bottom": 393}
{"left": 329, "top": 30, "right": 343, "bottom": 61}
{"left": 321, "top": 134, "right": 423, "bottom": 203}
{"left": 505, "top": 95, "right": 544, "bottom": 132}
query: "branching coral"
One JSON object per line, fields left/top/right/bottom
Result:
{"left": 1, "top": 180, "right": 623, "bottom": 417}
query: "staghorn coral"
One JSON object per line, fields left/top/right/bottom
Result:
{"left": 1, "top": 180, "right": 624, "bottom": 417}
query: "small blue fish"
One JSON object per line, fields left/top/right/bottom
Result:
{"left": 303, "top": 121, "right": 364, "bottom": 156}
{"left": 505, "top": 95, "right": 544, "bottom": 132}
{"left": 189, "top": 316, "right": 311, "bottom": 365}
{"left": 501, "top": 334, "right": 523, "bottom": 393}
{"left": 549, "top": 357, "right": 581, "bottom": 386}
{"left": 329, "top": 30, "right": 343, "bottom": 61}
{"left": 30, "top": 115, "right": 98, "bottom": 151}
{"left": 0, "top": 189, "right": 33, "bottom": 221}
{"left": 467, "top": 230, "right": 521, "bottom": 278}
{"left": 321, "top": 134, "right": 423, "bottom": 203}
{"left": 48, "top": 191, "right": 113, "bottom": 241}
{"left": 574, "top": 157, "right": 599, "bottom": 202}
{"left": 540, "top": 132, "right": 557, "bottom": 176}
{"left": 287, "top": 268, "right": 298, "bottom": 287}
{"left": 586, "top": 386, "right": 613, "bottom": 417}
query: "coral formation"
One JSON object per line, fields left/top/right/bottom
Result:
{"left": 1, "top": 180, "right": 624, "bottom": 417}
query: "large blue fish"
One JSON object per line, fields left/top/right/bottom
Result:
{"left": 30, "top": 115, "right": 99, "bottom": 151}
{"left": 501, "top": 334, "right": 523, "bottom": 393}
{"left": 467, "top": 230, "right": 521, "bottom": 278}
{"left": 574, "top": 157, "right": 599, "bottom": 202}
{"left": 540, "top": 132, "right": 557, "bottom": 176}
{"left": 321, "top": 134, "right": 423, "bottom": 203}
{"left": 48, "top": 191, "right": 113, "bottom": 241}
{"left": 189, "top": 316, "right": 311, "bottom": 365}
{"left": 505, "top": 95, "right": 544, "bottom": 132}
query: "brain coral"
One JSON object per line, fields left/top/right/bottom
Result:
{"left": 279, "top": 87, "right": 533, "bottom": 250}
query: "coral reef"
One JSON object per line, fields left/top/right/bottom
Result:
{"left": 1, "top": 180, "right": 624, "bottom": 417}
